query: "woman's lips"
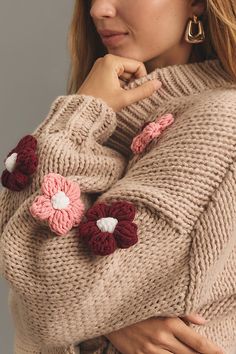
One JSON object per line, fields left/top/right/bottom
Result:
{"left": 101, "top": 33, "right": 129, "bottom": 46}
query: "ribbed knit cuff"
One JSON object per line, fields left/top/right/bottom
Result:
{"left": 36, "top": 94, "right": 117, "bottom": 146}
{"left": 65, "top": 94, "right": 117, "bottom": 145}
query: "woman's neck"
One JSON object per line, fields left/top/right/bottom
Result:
{"left": 145, "top": 44, "right": 218, "bottom": 74}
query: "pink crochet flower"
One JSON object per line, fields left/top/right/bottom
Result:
{"left": 29, "top": 173, "right": 84, "bottom": 236}
{"left": 131, "top": 113, "right": 174, "bottom": 154}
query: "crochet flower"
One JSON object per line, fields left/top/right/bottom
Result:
{"left": 77, "top": 201, "right": 138, "bottom": 256}
{"left": 1, "top": 135, "right": 38, "bottom": 191}
{"left": 131, "top": 113, "right": 174, "bottom": 154}
{"left": 29, "top": 173, "right": 84, "bottom": 236}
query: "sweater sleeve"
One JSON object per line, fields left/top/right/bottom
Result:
{"left": 0, "top": 94, "right": 126, "bottom": 275}
{"left": 33, "top": 94, "right": 126, "bottom": 192}
{"left": 0, "top": 93, "right": 126, "bottom": 229}
{"left": 184, "top": 161, "right": 236, "bottom": 351}
{"left": 0, "top": 96, "right": 65, "bottom": 237}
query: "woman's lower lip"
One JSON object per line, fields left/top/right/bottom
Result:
{"left": 101, "top": 33, "right": 129, "bottom": 46}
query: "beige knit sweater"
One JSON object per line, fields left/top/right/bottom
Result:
{"left": 0, "top": 58, "right": 236, "bottom": 354}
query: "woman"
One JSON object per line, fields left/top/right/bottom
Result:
{"left": 0, "top": 0, "right": 235, "bottom": 353}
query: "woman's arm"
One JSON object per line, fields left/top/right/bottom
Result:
{"left": 0, "top": 92, "right": 127, "bottom": 291}
{"left": 0, "top": 93, "right": 126, "bottom": 234}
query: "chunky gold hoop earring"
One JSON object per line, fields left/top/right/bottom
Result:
{"left": 185, "top": 14, "right": 205, "bottom": 44}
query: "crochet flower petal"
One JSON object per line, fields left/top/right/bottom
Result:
{"left": 16, "top": 135, "right": 37, "bottom": 151}
{"left": 29, "top": 195, "right": 54, "bottom": 220}
{"left": 109, "top": 201, "right": 136, "bottom": 221}
{"left": 88, "top": 232, "right": 117, "bottom": 256}
{"left": 48, "top": 209, "right": 74, "bottom": 236}
{"left": 64, "top": 180, "right": 81, "bottom": 203}
{"left": 41, "top": 173, "right": 66, "bottom": 198}
{"left": 86, "top": 203, "right": 110, "bottom": 221}
{"left": 140, "top": 121, "right": 151, "bottom": 131}
{"left": 68, "top": 201, "right": 85, "bottom": 226}
{"left": 131, "top": 113, "right": 174, "bottom": 154}
{"left": 114, "top": 221, "right": 138, "bottom": 248}
{"left": 17, "top": 148, "right": 38, "bottom": 175}
{"left": 156, "top": 113, "right": 174, "bottom": 129}
{"left": 1, "top": 170, "right": 11, "bottom": 188}
{"left": 131, "top": 134, "right": 145, "bottom": 154}
{"left": 1, "top": 169, "right": 30, "bottom": 191}
{"left": 78, "top": 221, "right": 101, "bottom": 242}
{"left": 11, "top": 170, "right": 31, "bottom": 190}
{"left": 144, "top": 122, "right": 162, "bottom": 139}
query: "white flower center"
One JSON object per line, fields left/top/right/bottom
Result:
{"left": 5, "top": 152, "right": 18, "bottom": 173}
{"left": 51, "top": 191, "right": 70, "bottom": 210}
{"left": 96, "top": 217, "right": 118, "bottom": 233}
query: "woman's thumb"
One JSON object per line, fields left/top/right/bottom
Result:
{"left": 124, "top": 79, "right": 162, "bottom": 106}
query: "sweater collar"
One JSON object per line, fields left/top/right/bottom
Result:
{"left": 107, "top": 58, "right": 236, "bottom": 157}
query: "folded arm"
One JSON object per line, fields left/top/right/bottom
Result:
{"left": 0, "top": 93, "right": 126, "bottom": 275}
{"left": 1, "top": 97, "right": 236, "bottom": 351}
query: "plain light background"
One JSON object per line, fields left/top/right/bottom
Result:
{"left": 0, "top": 1, "right": 74, "bottom": 352}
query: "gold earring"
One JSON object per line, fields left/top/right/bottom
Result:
{"left": 185, "top": 14, "right": 205, "bottom": 44}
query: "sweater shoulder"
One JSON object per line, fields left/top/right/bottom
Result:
{"left": 201, "top": 85, "right": 236, "bottom": 102}
{"left": 123, "top": 88, "right": 236, "bottom": 233}
{"left": 172, "top": 86, "right": 236, "bottom": 156}
{"left": 190, "top": 86, "right": 236, "bottom": 127}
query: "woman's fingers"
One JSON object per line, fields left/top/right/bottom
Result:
{"left": 119, "top": 71, "right": 134, "bottom": 81}
{"left": 180, "top": 313, "right": 207, "bottom": 325}
{"left": 77, "top": 53, "right": 162, "bottom": 112}
{"left": 121, "top": 79, "right": 161, "bottom": 106}
{"left": 179, "top": 312, "right": 207, "bottom": 327}
{"left": 119, "top": 78, "right": 127, "bottom": 88}
{"left": 119, "top": 71, "right": 144, "bottom": 87}
{"left": 119, "top": 74, "right": 132, "bottom": 88}
{"left": 161, "top": 335, "right": 199, "bottom": 354}
{"left": 110, "top": 54, "right": 148, "bottom": 79}
{"left": 113, "top": 55, "right": 147, "bottom": 87}
{"left": 173, "top": 320, "right": 224, "bottom": 354}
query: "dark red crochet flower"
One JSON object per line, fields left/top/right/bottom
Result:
{"left": 77, "top": 201, "right": 138, "bottom": 256}
{"left": 1, "top": 135, "right": 38, "bottom": 191}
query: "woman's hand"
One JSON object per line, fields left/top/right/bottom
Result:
{"left": 77, "top": 54, "right": 162, "bottom": 112}
{"left": 104, "top": 314, "right": 225, "bottom": 354}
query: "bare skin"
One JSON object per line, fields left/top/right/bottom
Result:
{"left": 77, "top": 54, "right": 162, "bottom": 112}
{"left": 90, "top": 0, "right": 206, "bottom": 72}
{"left": 105, "top": 316, "right": 224, "bottom": 354}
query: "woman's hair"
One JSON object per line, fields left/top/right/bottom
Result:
{"left": 66, "top": 0, "right": 236, "bottom": 94}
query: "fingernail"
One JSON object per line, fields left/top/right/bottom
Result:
{"left": 153, "top": 80, "right": 162, "bottom": 90}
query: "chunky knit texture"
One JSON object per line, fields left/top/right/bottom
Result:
{"left": 0, "top": 58, "right": 236, "bottom": 354}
